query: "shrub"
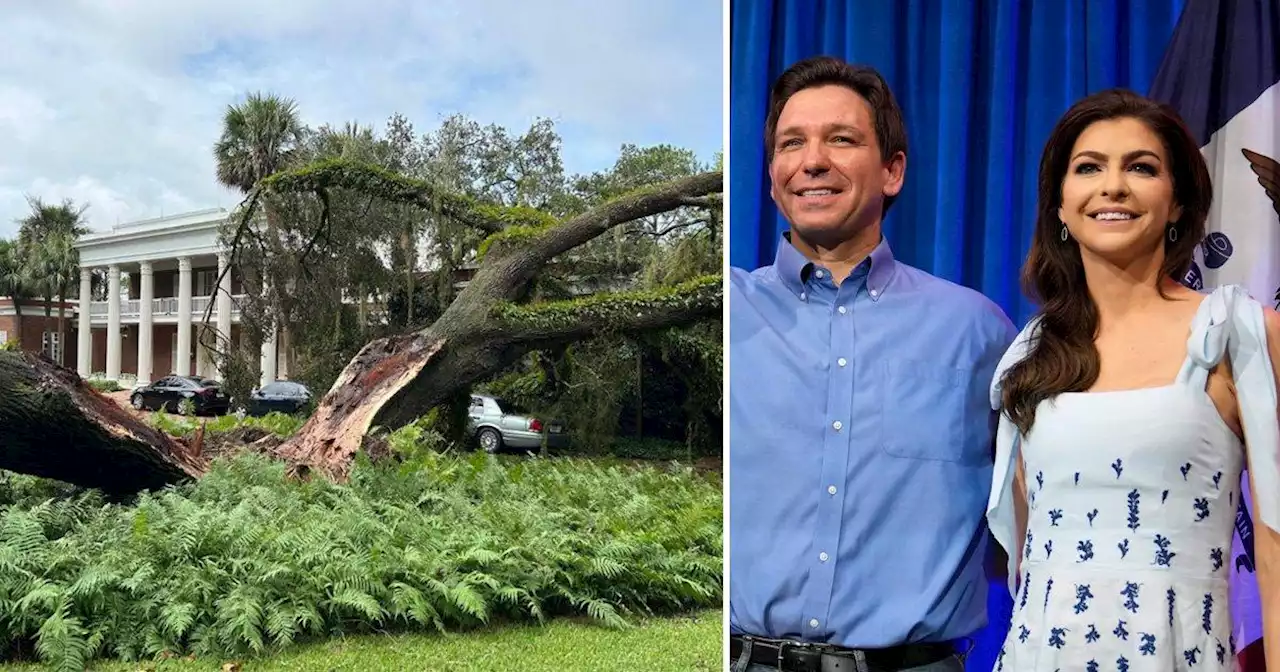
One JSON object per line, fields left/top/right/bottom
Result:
{"left": 86, "top": 379, "right": 122, "bottom": 393}
{"left": 0, "top": 451, "right": 721, "bottom": 671}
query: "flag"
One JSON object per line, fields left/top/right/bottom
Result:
{"left": 1150, "top": 1, "right": 1279, "bottom": 670}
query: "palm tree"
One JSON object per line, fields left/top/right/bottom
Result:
{"left": 0, "top": 239, "right": 29, "bottom": 347}
{"left": 16, "top": 196, "right": 90, "bottom": 364}
{"left": 213, "top": 92, "right": 305, "bottom": 377}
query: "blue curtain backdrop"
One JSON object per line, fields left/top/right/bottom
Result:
{"left": 730, "top": 0, "right": 1186, "bottom": 327}
{"left": 729, "top": 1, "right": 1185, "bottom": 670}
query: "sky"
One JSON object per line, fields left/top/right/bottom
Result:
{"left": 0, "top": 1, "right": 723, "bottom": 237}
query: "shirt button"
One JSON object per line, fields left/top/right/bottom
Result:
{"left": 837, "top": 357, "right": 847, "bottom": 367}
{"left": 828, "top": 485, "right": 837, "bottom": 495}
{"left": 819, "top": 552, "right": 829, "bottom": 562}
{"left": 800, "top": 292, "right": 807, "bottom": 300}
{"left": 870, "top": 289, "right": 879, "bottom": 297}
{"left": 809, "top": 619, "right": 820, "bottom": 628}
{"left": 832, "top": 420, "right": 842, "bottom": 431}
{"left": 837, "top": 306, "right": 847, "bottom": 314}
{"left": 815, "top": 270, "right": 825, "bottom": 278}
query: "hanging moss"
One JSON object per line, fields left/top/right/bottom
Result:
{"left": 493, "top": 274, "right": 721, "bottom": 333}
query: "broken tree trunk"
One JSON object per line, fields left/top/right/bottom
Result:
{"left": 252, "top": 163, "right": 724, "bottom": 479}
{"left": 0, "top": 351, "right": 206, "bottom": 495}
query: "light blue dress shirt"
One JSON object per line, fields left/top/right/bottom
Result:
{"left": 729, "top": 234, "right": 1017, "bottom": 648}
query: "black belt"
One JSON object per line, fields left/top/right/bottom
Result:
{"left": 729, "top": 635, "right": 957, "bottom": 672}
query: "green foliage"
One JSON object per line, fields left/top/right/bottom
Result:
{"left": 148, "top": 410, "right": 306, "bottom": 439}
{"left": 494, "top": 275, "right": 721, "bottom": 333}
{"left": 0, "top": 451, "right": 721, "bottom": 670}
{"left": 85, "top": 379, "right": 121, "bottom": 393}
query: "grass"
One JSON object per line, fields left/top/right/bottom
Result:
{"left": 0, "top": 610, "right": 721, "bottom": 671}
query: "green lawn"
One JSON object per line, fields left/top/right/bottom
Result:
{"left": 0, "top": 611, "right": 722, "bottom": 671}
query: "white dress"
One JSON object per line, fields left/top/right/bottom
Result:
{"left": 986, "top": 285, "right": 1280, "bottom": 671}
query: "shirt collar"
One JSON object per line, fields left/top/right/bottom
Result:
{"left": 774, "top": 231, "right": 898, "bottom": 301}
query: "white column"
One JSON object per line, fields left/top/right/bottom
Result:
{"left": 77, "top": 267, "right": 92, "bottom": 377}
{"left": 106, "top": 264, "right": 121, "bottom": 380}
{"left": 216, "top": 252, "right": 233, "bottom": 380}
{"left": 136, "top": 261, "right": 153, "bottom": 385}
{"left": 176, "top": 256, "right": 192, "bottom": 376}
{"left": 260, "top": 322, "right": 278, "bottom": 387}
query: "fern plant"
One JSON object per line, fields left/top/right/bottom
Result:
{"left": 0, "top": 445, "right": 721, "bottom": 670}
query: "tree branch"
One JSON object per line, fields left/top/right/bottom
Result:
{"left": 491, "top": 274, "right": 721, "bottom": 348}
{"left": 258, "top": 158, "right": 553, "bottom": 234}
{"left": 470, "top": 170, "right": 722, "bottom": 296}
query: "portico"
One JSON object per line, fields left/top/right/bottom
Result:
{"left": 74, "top": 208, "right": 284, "bottom": 387}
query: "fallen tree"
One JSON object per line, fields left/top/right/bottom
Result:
{"left": 0, "top": 160, "right": 722, "bottom": 490}
{"left": 0, "top": 351, "right": 206, "bottom": 495}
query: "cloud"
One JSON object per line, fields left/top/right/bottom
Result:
{"left": 0, "top": 0, "right": 722, "bottom": 236}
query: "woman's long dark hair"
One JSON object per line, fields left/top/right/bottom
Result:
{"left": 1000, "top": 89, "right": 1213, "bottom": 436}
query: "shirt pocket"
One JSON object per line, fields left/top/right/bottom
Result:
{"left": 878, "top": 357, "right": 972, "bottom": 462}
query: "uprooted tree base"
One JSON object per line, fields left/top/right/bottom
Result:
{"left": 0, "top": 164, "right": 722, "bottom": 493}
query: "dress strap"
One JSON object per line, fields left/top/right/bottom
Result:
{"left": 1178, "top": 289, "right": 1230, "bottom": 391}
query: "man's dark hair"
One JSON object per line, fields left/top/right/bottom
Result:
{"left": 764, "top": 56, "right": 909, "bottom": 213}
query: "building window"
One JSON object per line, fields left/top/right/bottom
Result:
{"left": 42, "top": 330, "right": 60, "bottom": 362}
{"left": 195, "top": 269, "right": 218, "bottom": 297}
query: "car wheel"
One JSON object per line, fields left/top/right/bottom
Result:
{"left": 477, "top": 427, "right": 503, "bottom": 454}
{"left": 131, "top": 394, "right": 144, "bottom": 410}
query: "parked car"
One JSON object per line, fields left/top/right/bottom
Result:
{"left": 130, "top": 375, "right": 231, "bottom": 415}
{"left": 467, "top": 394, "right": 568, "bottom": 453}
{"left": 245, "top": 380, "right": 313, "bottom": 416}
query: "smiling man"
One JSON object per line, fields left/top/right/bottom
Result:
{"left": 728, "top": 56, "right": 1018, "bottom": 672}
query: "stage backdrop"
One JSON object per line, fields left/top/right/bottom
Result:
{"left": 729, "top": 1, "right": 1190, "bottom": 671}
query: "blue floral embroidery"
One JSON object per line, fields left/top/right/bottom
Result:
{"left": 1213, "top": 470, "right": 1223, "bottom": 489}
{"left": 1075, "top": 472, "right": 1080, "bottom": 485}
{"left": 1118, "top": 539, "right": 1130, "bottom": 559}
{"left": 1074, "top": 584, "right": 1094, "bottom": 613}
{"left": 1113, "top": 620, "right": 1129, "bottom": 640}
{"left": 1036, "top": 470, "right": 1043, "bottom": 489}
{"left": 1122, "top": 582, "right": 1140, "bottom": 613}
{"left": 1085, "top": 624, "right": 1100, "bottom": 643}
{"left": 1230, "top": 634, "right": 1237, "bottom": 654}
{"left": 1048, "top": 627, "right": 1067, "bottom": 649}
{"left": 1049, "top": 509, "right": 1064, "bottom": 526}
{"left": 1024, "top": 530, "right": 1034, "bottom": 562}
{"left": 1139, "top": 633, "right": 1156, "bottom": 656}
{"left": 1162, "top": 489, "right": 1170, "bottom": 504}
{"left": 1019, "top": 571, "right": 1030, "bottom": 610}
{"left": 1087, "top": 508, "right": 1098, "bottom": 526}
{"left": 1086, "top": 661, "right": 1098, "bottom": 672}
{"left": 1184, "top": 646, "right": 1201, "bottom": 665}
{"left": 1044, "top": 539, "right": 1053, "bottom": 559}
{"left": 1211, "top": 547, "right": 1224, "bottom": 571}
{"left": 1154, "top": 534, "right": 1177, "bottom": 566}
{"left": 1018, "top": 625, "right": 1030, "bottom": 643}
{"left": 1077, "top": 540, "right": 1094, "bottom": 562}
{"left": 1202, "top": 594, "right": 1213, "bottom": 634}
{"left": 1117, "top": 655, "right": 1130, "bottom": 672}
{"left": 1044, "top": 577, "right": 1054, "bottom": 609}
{"left": 1127, "top": 490, "right": 1140, "bottom": 530}
{"left": 1194, "top": 497, "right": 1210, "bottom": 521}
{"left": 1181, "top": 462, "right": 1192, "bottom": 480}
{"left": 1112, "top": 459, "right": 1123, "bottom": 478}
{"left": 1167, "top": 588, "right": 1176, "bottom": 627}
{"left": 1217, "top": 641, "right": 1226, "bottom": 664}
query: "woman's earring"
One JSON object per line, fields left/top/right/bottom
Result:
{"left": 1060, "top": 224, "right": 1069, "bottom": 242}
{"left": 1168, "top": 225, "right": 1178, "bottom": 243}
